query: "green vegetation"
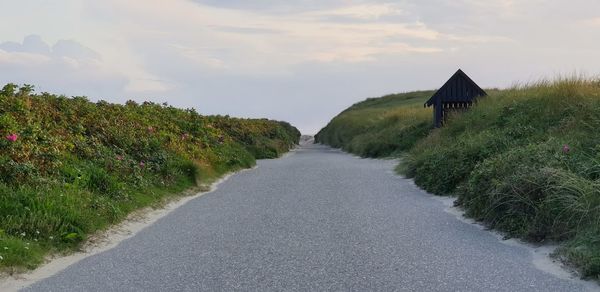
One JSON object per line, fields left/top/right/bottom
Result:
{"left": 315, "top": 91, "right": 433, "bottom": 157}
{"left": 316, "top": 78, "right": 600, "bottom": 279}
{"left": 0, "top": 84, "right": 300, "bottom": 272}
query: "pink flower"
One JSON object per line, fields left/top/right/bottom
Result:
{"left": 181, "top": 133, "right": 189, "bottom": 140}
{"left": 147, "top": 126, "right": 155, "bottom": 133}
{"left": 139, "top": 161, "right": 145, "bottom": 168}
{"left": 116, "top": 155, "right": 124, "bottom": 161}
{"left": 562, "top": 144, "right": 570, "bottom": 154}
{"left": 6, "top": 133, "right": 18, "bottom": 142}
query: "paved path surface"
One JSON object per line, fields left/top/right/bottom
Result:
{"left": 25, "top": 144, "right": 595, "bottom": 291}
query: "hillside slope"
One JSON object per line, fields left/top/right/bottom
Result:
{"left": 0, "top": 83, "right": 300, "bottom": 271}
{"left": 315, "top": 91, "right": 433, "bottom": 157}
{"left": 316, "top": 79, "right": 600, "bottom": 279}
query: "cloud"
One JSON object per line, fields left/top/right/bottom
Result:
{"left": 2, "top": 0, "right": 600, "bottom": 134}
{"left": 168, "top": 44, "right": 228, "bottom": 69}
{"left": 582, "top": 17, "right": 600, "bottom": 27}
{"left": 53, "top": 40, "right": 101, "bottom": 60}
{"left": 0, "top": 35, "right": 128, "bottom": 98}
{"left": 310, "top": 3, "right": 404, "bottom": 21}
{"left": 189, "top": 0, "right": 349, "bottom": 13}
{"left": 95, "top": 0, "right": 449, "bottom": 71}
{"left": 309, "top": 43, "right": 442, "bottom": 63}
{"left": 208, "top": 25, "right": 283, "bottom": 35}
{"left": 0, "top": 35, "right": 51, "bottom": 55}
{"left": 0, "top": 35, "right": 104, "bottom": 67}
{"left": 0, "top": 50, "right": 51, "bottom": 66}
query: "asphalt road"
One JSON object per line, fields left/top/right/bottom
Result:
{"left": 25, "top": 143, "right": 594, "bottom": 291}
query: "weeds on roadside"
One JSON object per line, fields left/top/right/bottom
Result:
{"left": 0, "top": 84, "right": 300, "bottom": 271}
{"left": 318, "top": 77, "right": 600, "bottom": 279}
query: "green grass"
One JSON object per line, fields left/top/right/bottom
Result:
{"left": 315, "top": 91, "right": 434, "bottom": 157}
{"left": 316, "top": 78, "right": 600, "bottom": 280}
{"left": 0, "top": 83, "right": 300, "bottom": 272}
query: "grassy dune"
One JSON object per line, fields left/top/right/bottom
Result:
{"left": 317, "top": 78, "right": 600, "bottom": 279}
{"left": 0, "top": 84, "right": 300, "bottom": 271}
{"left": 315, "top": 91, "right": 433, "bottom": 157}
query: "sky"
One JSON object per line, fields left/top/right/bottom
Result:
{"left": 1, "top": 1, "right": 600, "bottom": 134}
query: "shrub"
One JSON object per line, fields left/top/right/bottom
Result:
{"left": 317, "top": 77, "right": 600, "bottom": 278}
{"left": 0, "top": 84, "right": 300, "bottom": 270}
{"left": 405, "top": 78, "right": 600, "bottom": 278}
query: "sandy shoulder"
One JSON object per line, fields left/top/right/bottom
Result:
{"left": 0, "top": 169, "right": 248, "bottom": 292}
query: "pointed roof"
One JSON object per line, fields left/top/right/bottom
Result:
{"left": 425, "top": 69, "right": 487, "bottom": 107}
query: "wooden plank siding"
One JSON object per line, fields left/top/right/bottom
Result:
{"left": 425, "top": 69, "right": 487, "bottom": 127}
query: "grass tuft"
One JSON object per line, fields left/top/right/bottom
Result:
{"left": 317, "top": 77, "right": 600, "bottom": 279}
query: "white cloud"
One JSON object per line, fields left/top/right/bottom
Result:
{"left": 52, "top": 40, "right": 101, "bottom": 60}
{"left": 0, "top": 35, "right": 128, "bottom": 98}
{"left": 0, "top": 50, "right": 52, "bottom": 66}
{"left": 310, "top": 3, "right": 404, "bottom": 20}
{"left": 125, "top": 78, "right": 172, "bottom": 93}
{"left": 168, "top": 44, "right": 228, "bottom": 69}
{"left": 310, "top": 43, "right": 442, "bottom": 63}
{"left": 582, "top": 17, "right": 600, "bottom": 27}
{"left": 88, "top": 0, "right": 447, "bottom": 72}
{"left": 0, "top": 35, "right": 102, "bottom": 70}
{"left": 1, "top": 0, "right": 600, "bottom": 133}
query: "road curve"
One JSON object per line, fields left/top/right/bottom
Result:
{"left": 25, "top": 143, "right": 594, "bottom": 291}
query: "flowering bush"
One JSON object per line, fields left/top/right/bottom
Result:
{"left": 5, "top": 133, "right": 17, "bottom": 142}
{"left": 0, "top": 83, "right": 300, "bottom": 270}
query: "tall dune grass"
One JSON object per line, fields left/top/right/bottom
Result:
{"left": 317, "top": 77, "right": 600, "bottom": 279}
{"left": 403, "top": 77, "right": 600, "bottom": 278}
{"left": 315, "top": 91, "right": 433, "bottom": 157}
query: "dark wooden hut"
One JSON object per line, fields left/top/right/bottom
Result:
{"left": 425, "top": 69, "right": 487, "bottom": 127}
